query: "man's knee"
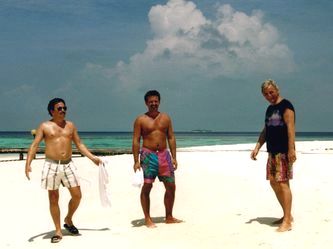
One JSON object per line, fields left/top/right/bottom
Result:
{"left": 69, "top": 187, "right": 82, "bottom": 200}
{"left": 279, "top": 181, "right": 291, "bottom": 191}
{"left": 141, "top": 183, "right": 153, "bottom": 194}
{"left": 164, "top": 182, "right": 176, "bottom": 193}
{"left": 73, "top": 192, "right": 82, "bottom": 201}
{"left": 48, "top": 190, "right": 59, "bottom": 204}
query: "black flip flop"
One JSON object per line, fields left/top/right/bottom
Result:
{"left": 64, "top": 223, "right": 79, "bottom": 235}
{"left": 51, "top": 235, "right": 62, "bottom": 243}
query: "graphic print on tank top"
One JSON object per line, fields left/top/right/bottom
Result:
{"left": 266, "top": 110, "right": 284, "bottom": 127}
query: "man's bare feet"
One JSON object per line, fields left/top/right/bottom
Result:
{"left": 165, "top": 217, "right": 183, "bottom": 224}
{"left": 272, "top": 216, "right": 294, "bottom": 225}
{"left": 145, "top": 218, "right": 157, "bottom": 228}
{"left": 276, "top": 222, "right": 292, "bottom": 232}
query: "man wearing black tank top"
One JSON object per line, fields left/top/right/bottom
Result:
{"left": 251, "top": 79, "right": 296, "bottom": 232}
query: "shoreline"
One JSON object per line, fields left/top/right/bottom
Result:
{"left": 1, "top": 131, "right": 333, "bottom": 153}
{"left": 1, "top": 140, "right": 332, "bottom": 162}
{"left": 1, "top": 140, "right": 333, "bottom": 162}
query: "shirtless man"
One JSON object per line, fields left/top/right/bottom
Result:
{"left": 251, "top": 80, "right": 296, "bottom": 232}
{"left": 25, "top": 98, "right": 101, "bottom": 243}
{"left": 132, "top": 90, "right": 182, "bottom": 228}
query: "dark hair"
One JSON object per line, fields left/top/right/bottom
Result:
{"left": 144, "top": 90, "right": 160, "bottom": 102}
{"left": 47, "top": 98, "right": 66, "bottom": 116}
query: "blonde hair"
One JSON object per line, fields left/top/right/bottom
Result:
{"left": 261, "top": 79, "right": 279, "bottom": 93}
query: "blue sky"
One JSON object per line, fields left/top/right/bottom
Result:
{"left": 0, "top": 0, "right": 332, "bottom": 132}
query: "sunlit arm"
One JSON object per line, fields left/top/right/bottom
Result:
{"left": 251, "top": 127, "right": 266, "bottom": 160}
{"left": 132, "top": 118, "right": 141, "bottom": 172}
{"left": 284, "top": 108, "right": 296, "bottom": 163}
{"left": 25, "top": 124, "right": 44, "bottom": 180}
{"left": 167, "top": 116, "right": 177, "bottom": 170}
{"left": 72, "top": 126, "right": 100, "bottom": 166}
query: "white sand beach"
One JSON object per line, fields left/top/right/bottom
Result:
{"left": 1, "top": 141, "right": 333, "bottom": 249}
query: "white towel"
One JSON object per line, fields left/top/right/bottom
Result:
{"left": 98, "top": 158, "right": 111, "bottom": 207}
{"left": 132, "top": 170, "right": 144, "bottom": 188}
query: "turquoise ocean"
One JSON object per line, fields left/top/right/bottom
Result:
{"left": 1, "top": 131, "right": 333, "bottom": 150}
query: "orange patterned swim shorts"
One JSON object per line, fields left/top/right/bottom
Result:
{"left": 266, "top": 153, "right": 293, "bottom": 182}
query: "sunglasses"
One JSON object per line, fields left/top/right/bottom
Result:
{"left": 56, "top": 106, "right": 67, "bottom": 112}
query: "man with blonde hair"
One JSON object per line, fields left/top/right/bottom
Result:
{"left": 251, "top": 79, "right": 296, "bottom": 232}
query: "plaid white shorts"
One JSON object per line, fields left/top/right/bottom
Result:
{"left": 41, "top": 158, "right": 80, "bottom": 190}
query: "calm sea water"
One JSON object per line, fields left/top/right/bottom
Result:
{"left": 0, "top": 131, "right": 332, "bottom": 150}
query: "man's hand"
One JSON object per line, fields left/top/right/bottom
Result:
{"left": 288, "top": 149, "right": 297, "bottom": 164}
{"left": 250, "top": 149, "right": 259, "bottom": 161}
{"left": 172, "top": 158, "right": 178, "bottom": 170}
{"left": 133, "top": 161, "right": 141, "bottom": 172}
{"left": 92, "top": 156, "right": 102, "bottom": 166}
{"left": 25, "top": 165, "right": 31, "bottom": 180}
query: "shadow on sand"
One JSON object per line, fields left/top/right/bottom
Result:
{"left": 131, "top": 216, "right": 166, "bottom": 227}
{"left": 245, "top": 217, "right": 280, "bottom": 227}
{"left": 28, "top": 227, "right": 110, "bottom": 242}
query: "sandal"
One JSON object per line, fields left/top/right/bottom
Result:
{"left": 64, "top": 223, "right": 79, "bottom": 235}
{"left": 51, "top": 235, "right": 62, "bottom": 243}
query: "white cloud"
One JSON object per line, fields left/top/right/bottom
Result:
{"left": 89, "top": 0, "right": 295, "bottom": 88}
{"left": 149, "top": 0, "right": 208, "bottom": 38}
